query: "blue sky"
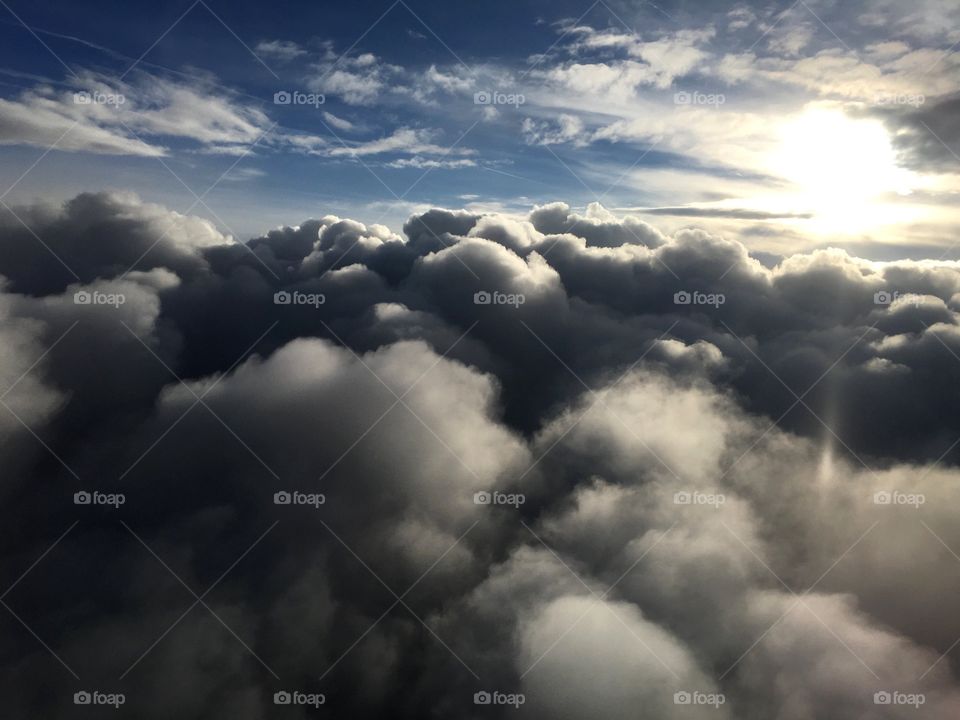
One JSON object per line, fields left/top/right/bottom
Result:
{"left": 0, "top": 0, "right": 958, "bottom": 254}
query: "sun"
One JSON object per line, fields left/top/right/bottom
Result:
{"left": 768, "top": 107, "right": 922, "bottom": 234}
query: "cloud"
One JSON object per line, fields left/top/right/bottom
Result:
{"left": 308, "top": 52, "right": 403, "bottom": 105}
{"left": 884, "top": 94, "right": 960, "bottom": 172}
{"left": 386, "top": 157, "right": 476, "bottom": 169}
{"left": 522, "top": 114, "right": 586, "bottom": 146}
{"left": 254, "top": 40, "right": 307, "bottom": 62}
{"left": 3, "top": 192, "right": 960, "bottom": 717}
{"left": 220, "top": 166, "right": 266, "bottom": 182}
{"left": 639, "top": 206, "right": 813, "bottom": 220}
{"left": 321, "top": 111, "right": 356, "bottom": 132}
{"left": 420, "top": 64, "right": 474, "bottom": 94}
{"left": 558, "top": 26, "right": 715, "bottom": 90}
{"left": 0, "top": 71, "right": 271, "bottom": 157}
{"left": 325, "top": 127, "right": 475, "bottom": 160}
{"left": 519, "top": 595, "right": 730, "bottom": 720}
{"left": 0, "top": 93, "right": 165, "bottom": 157}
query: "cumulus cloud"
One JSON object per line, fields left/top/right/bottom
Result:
{"left": 522, "top": 114, "right": 586, "bottom": 146}
{"left": 3, "top": 192, "right": 960, "bottom": 718}
{"left": 308, "top": 52, "right": 403, "bottom": 105}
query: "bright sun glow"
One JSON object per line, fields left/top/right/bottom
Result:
{"left": 769, "top": 108, "right": 924, "bottom": 234}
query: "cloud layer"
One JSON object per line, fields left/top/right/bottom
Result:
{"left": 2, "top": 193, "right": 960, "bottom": 717}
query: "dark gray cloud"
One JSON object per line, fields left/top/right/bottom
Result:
{"left": 2, "top": 193, "right": 960, "bottom": 718}
{"left": 883, "top": 94, "right": 960, "bottom": 173}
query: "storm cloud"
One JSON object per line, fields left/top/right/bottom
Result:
{"left": 2, "top": 193, "right": 960, "bottom": 718}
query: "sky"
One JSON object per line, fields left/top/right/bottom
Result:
{"left": 5, "top": 1, "right": 960, "bottom": 719}
{"left": 0, "top": 0, "right": 958, "bottom": 256}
